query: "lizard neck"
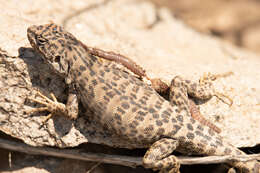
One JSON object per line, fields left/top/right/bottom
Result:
{"left": 66, "top": 44, "right": 102, "bottom": 84}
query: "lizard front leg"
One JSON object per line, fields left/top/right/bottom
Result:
{"left": 27, "top": 85, "right": 79, "bottom": 123}
{"left": 186, "top": 72, "right": 233, "bottom": 106}
{"left": 143, "top": 138, "right": 180, "bottom": 173}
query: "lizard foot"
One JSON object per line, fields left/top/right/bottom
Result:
{"left": 199, "top": 72, "right": 233, "bottom": 106}
{"left": 27, "top": 91, "right": 67, "bottom": 123}
{"left": 143, "top": 138, "right": 180, "bottom": 173}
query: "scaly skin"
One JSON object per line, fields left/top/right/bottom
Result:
{"left": 27, "top": 23, "right": 259, "bottom": 173}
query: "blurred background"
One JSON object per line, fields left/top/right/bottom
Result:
{"left": 150, "top": 0, "right": 260, "bottom": 54}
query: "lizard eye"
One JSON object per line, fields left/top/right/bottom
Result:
{"left": 36, "top": 36, "right": 47, "bottom": 45}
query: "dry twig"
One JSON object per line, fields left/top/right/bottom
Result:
{"left": 0, "top": 138, "right": 259, "bottom": 168}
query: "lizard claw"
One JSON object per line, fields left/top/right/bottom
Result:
{"left": 199, "top": 72, "right": 233, "bottom": 107}
{"left": 27, "top": 91, "right": 67, "bottom": 123}
{"left": 214, "top": 92, "right": 233, "bottom": 107}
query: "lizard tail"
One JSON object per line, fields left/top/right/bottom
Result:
{"left": 214, "top": 141, "right": 260, "bottom": 173}
{"left": 185, "top": 124, "right": 259, "bottom": 173}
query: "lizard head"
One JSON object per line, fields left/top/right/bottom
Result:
{"left": 27, "top": 23, "right": 81, "bottom": 78}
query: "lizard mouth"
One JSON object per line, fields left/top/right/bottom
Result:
{"left": 27, "top": 25, "right": 48, "bottom": 56}
{"left": 27, "top": 26, "right": 38, "bottom": 51}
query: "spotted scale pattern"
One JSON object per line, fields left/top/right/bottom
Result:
{"left": 27, "top": 23, "right": 259, "bottom": 173}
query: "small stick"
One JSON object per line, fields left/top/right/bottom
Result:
{"left": 0, "top": 138, "right": 259, "bottom": 167}
{"left": 189, "top": 99, "right": 221, "bottom": 133}
{"left": 88, "top": 47, "right": 148, "bottom": 79}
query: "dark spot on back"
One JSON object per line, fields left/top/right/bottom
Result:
{"left": 135, "top": 115, "right": 144, "bottom": 121}
{"left": 121, "top": 102, "right": 130, "bottom": 109}
{"left": 152, "top": 114, "right": 159, "bottom": 119}
{"left": 113, "top": 76, "right": 120, "bottom": 81}
{"left": 113, "top": 88, "right": 122, "bottom": 95}
{"left": 103, "top": 95, "right": 110, "bottom": 102}
{"left": 204, "top": 135, "right": 211, "bottom": 141}
{"left": 210, "top": 143, "right": 217, "bottom": 148}
{"left": 175, "top": 93, "right": 181, "bottom": 99}
{"left": 102, "top": 86, "right": 109, "bottom": 91}
{"left": 90, "top": 54, "right": 97, "bottom": 62}
{"left": 186, "top": 132, "right": 195, "bottom": 140}
{"left": 107, "top": 91, "right": 116, "bottom": 98}
{"left": 157, "top": 128, "right": 165, "bottom": 134}
{"left": 132, "top": 107, "right": 137, "bottom": 113}
{"left": 156, "top": 120, "right": 163, "bottom": 126}
{"left": 98, "top": 77, "right": 105, "bottom": 83}
{"left": 90, "top": 69, "right": 96, "bottom": 76}
{"left": 171, "top": 118, "right": 177, "bottom": 123}
{"left": 91, "top": 79, "right": 98, "bottom": 86}
{"left": 187, "top": 123, "right": 194, "bottom": 131}
{"left": 176, "top": 115, "right": 183, "bottom": 122}
{"left": 155, "top": 105, "right": 161, "bottom": 109}
{"left": 138, "top": 111, "right": 146, "bottom": 116}
{"left": 195, "top": 130, "right": 203, "bottom": 137}
{"left": 120, "top": 96, "right": 129, "bottom": 101}
{"left": 111, "top": 81, "right": 117, "bottom": 87}
{"left": 190, "top": 118, "right": 196, "bottom": 124}
{"left": 122, "top": 72, "right": 129, "bottom": 79}
{"left": 148, "top": 108, "right": 156, "bottom": 113}
{"left": 162, "top": 118, "right": 169, "bottom": 123}
{"left": 67, "top": 45, "right": 72, "bottom": 51}
{"left": 162, "top": 110, "right": 171, "bottom": 117}
{"left": 99, "top": 70, "right": 105, "bottom": 77}
{"left": 216, "top": 139, "right": 223, "bottom": 146}
{"left": 170, "top": 125, "right": 181, "bottom": 135}
{"left": 144, "top": 125, "right": 154, "bottom": 134}
{"left": 130, "top": 93, "right": 137, "bottom": 99}
{"left": 114, "top": 113, "right": 122, "bottom": 121}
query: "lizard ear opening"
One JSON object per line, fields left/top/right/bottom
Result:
{"left": 67, "top": 63, "right": 71, "bottom": 73}
{"left": 54, "top": 55, "right": 61, "bottom": 62}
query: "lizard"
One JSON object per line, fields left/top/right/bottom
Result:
{"left": 26, "top": 23, "right": 259, "bottom": 173}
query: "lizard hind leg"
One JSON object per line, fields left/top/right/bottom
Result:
{"left": 143, "top": 138, "right": 180, "bottom": 173}
{"left": 169, "top": 76, "right": 222, "bottom": 133}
